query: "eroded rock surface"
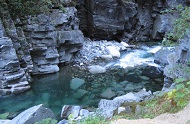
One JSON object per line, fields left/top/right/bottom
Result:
{"left": 0, "top": 2, "right": 84, "bottom": 96}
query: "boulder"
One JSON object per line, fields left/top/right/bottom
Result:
{"left": 61, "top": 105, "right": 81, "bottom": 119}
{"left": 73, "top": 89, "right": 88, "bottom": 99}
{"left": 70, "top": 78, "right": 85, "bottom": 90}
{"left": 0, "top": 119, "right": 10, "bottom": 124}
{"left": 79, "top": 109, "right": 90, "bottom": 117}
{"left": 106, "top": 46, "right": 121, "bottom": 58}
{"left": 100, "top": 88, "right": 116, "bottom": 99}
{"left": 98, "top": 92, "right": 140, "bottom": 118}
{"left": 10, "top": 104, "right": 55, "bottom": 124}
{"left": 88, "top": 65, "right": 106, "bottom": 74}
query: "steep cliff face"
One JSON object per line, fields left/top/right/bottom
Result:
{"left": 164, "top": 32, "right": 190, "bottom": 80}
{"left": 0, "top": 1, "right": 84, "bottom": 96}
{"left": 77, "top": 0, "right": 185, "bottom": 41}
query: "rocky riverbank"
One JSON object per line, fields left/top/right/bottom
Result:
{"left": 0, "top": 0, "right": 186, "bottom": 96}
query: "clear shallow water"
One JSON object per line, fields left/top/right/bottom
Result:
{"left": 0, "top": 45, "right": 163, "bottom": 119}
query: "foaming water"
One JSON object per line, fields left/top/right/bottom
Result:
{"left": 106, "top": 45, "right": 161, "bottom": 68}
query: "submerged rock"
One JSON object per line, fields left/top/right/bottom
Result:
{"left": 100, "top": 88, "right": 116, "bottom": 99}
{"left": 70, "top": 78, "right": 85, "bottom": 90}
{"left": 73, "top": 89, "right": 88, "bottom": 99}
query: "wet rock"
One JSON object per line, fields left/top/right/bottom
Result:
{"left": 70, "top": 78, "right": 85, "bottom": 90}
{"left": 10, "top": 104, "right": 55, "bottom": 124}
{"left": 142, "top": 66, "right": 163, "bottom": 79}
{"left": 88, "top": 65, "right": 106, "bottom": 74}
{"left": 100, "top": 88, "right": 116, "bottom": 99}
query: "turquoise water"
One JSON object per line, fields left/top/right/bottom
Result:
{"left": 0, "top": 47, "right": 164, "bottom": 119}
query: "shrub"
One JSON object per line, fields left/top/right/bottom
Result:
{"left": 162, "top": 5, "right": 190, "bottom": 46}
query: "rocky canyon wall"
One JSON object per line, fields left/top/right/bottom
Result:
{"left": 0, "top": 1, "right": 84, "bottom": 96}
{"left": 77, "top": 0, "right": 186, "bottom": 41}
{"left": 0, "top": 0, "right": 188, "bottom": 96}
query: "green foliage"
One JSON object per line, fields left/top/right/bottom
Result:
{"left": 6, "top": 0, "right": 66, "bottom": 17}
{"left": 79, "top": 115, "right": 109, "bottom": 124}
{"left": 134, "top": 79, "right": 190, "bottom": 119}
{"left": 34, "top": 118, "right": 58, "bottom": 124}
{"left": 162, "top": 5, "right": 190, "bottom": 46}
{"left": 0, "top": 113, "right": 9, "bottom": 119}
{"left": 166, "top": 80, "right": 190, "bottom": 108}
{"left": 68, "top": 113, "right": 77, "bottom": 124}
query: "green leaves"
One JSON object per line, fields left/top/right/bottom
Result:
{"left": 176, "top": 83, "right": 185, "bottom": 90}
{"left": 175, "top": 78, "right": 185, "bottom": 84}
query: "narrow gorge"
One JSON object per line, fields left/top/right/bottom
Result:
{"left": 0, "top": 0, "right": 190, "bottom": 123}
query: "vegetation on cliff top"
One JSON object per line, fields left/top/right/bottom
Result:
{"left": 162, "top": 5, "right": 190, "bottom": 46}
{"left": 4, "top": 0, "right": 76, "bottom": 17}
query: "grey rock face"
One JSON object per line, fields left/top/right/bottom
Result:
{"left": 152, "top": 14, "right": 176, "bottom": 39}
{"left": 154, "top": 47, "right": 175, "bottom": 65}
{"left": 0, "top": 37, "right": 30, "bottom": 96}
{"left": 77, "top": 0, "right": 172, "bottom": 41}
{"left": 78, "top": 0, "right": 135, "bottom": 40}
{"left": 23, "top": 8, "right": 84, "bottom": 75}
{"left": 164, "top": 32, "right": 190, "bottom": 80}
{"left": 0, "top": 3, "right": 84, "bottom": 95}
{"left": 10, "top": 104, "right": 55, "bottom": 124}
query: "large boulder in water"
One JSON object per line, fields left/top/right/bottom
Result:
{"left": 10, "top": 104, "right": 55, "bottom": 124}
{"left": 88, "top": 65, "right": 106, "bottom": 74}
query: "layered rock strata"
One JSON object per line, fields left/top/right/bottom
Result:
{"left": 0, "top": 2, "right": 84, "bottom": 96}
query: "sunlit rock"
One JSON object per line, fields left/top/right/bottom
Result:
{"left": 88, "top": 65, "right": 106, "bottom": 74}
{"left": 10, "top": 104, "right": 55, "bottom": 124}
